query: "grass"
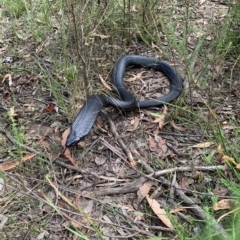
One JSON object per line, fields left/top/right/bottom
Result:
{"left": 0, "top": 0, "right": 240, "bottom": 239}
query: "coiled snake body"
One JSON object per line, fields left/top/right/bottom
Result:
{"left": 66, "top": 55, "right": 183, "bottom": 147}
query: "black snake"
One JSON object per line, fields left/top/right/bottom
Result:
{"left": 66, "top": 55, "right": 183, "bottom": 147}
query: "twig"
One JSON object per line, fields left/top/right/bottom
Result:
{"left": 55, "top": 160, "right": 128, "bottom": 183}
{"left": 0, "top": 128, "right": 40, "bottom": 155}
{"left": 86, "top": 177, "right": 148, "bottom": 196}
{"left": 100, "top": 111, "right": 239, "bottom": 199}
{"left": 173, "top": 181, "right": 230, "bottom": 240}
{"left": 167, "top": 143, "right": 191, "bottom": 157}
{"left": 2, "top": 127, "right": 238, "bottom": 200}
{"left": 101, "top": 111, "right": 136, "bottom": 165}
{"left": 135, "top": 165, "right": 239, "bottom": 199}
{"left": 46, "top": 175, "right": 104, "bottom": 240}
{"left": 154, "top": 165, "right": 228, "bottom": 177}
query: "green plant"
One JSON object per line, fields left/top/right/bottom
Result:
{"left": 7, "top": 111, "right": 25, "bottom": 161}
{"left": 1, "top": 0, "right": 28, "bottom": 17}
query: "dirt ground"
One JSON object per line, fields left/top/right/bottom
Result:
{"left": 0, "top": 1, "right": 239, "bottom": 239}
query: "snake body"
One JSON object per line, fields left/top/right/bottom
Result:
{"left": 66, "top": 55, "right": 183, "bottom": 147}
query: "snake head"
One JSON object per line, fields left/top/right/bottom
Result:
{"left": 66, "top": 129, "right": 80, "bottom": 147}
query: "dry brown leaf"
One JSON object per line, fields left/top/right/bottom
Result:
{"left": 61, "top": 128, "right": 71, "bottom": 146}
{"left": 217, "top": 144, "right": 224, "bottom": 155}
{"left": 95, "top": 156, "right": 106, "bottom": 166}
{"left": 213, "top": 199, "right": 238, "bottom": 211}
{"left": 151, "top": 42, "right": 163, "bottom": 53}
{"left": 152, "top": 117, "right": 164, "bottom": 123}
{"left": 236, "top": 164, "right": 240, "bottom": 169}
{"left": 62, "top": 128, "right": 78, "bottom": 167}
{"left": 170, "top": 206, "right": 187, "bottom": 213}
{"left": 44, "top": 103, "right": 55, "bottom": 113}
{"left": 127, "top": 117, "right": 139, "bottom": 131}
{"left": 0, "top": 154, "right": 36, "bottom": 171}
{"left": 96, "top": 115, "right": 104, "bottom": 127}
{"left": 98, "top": 74, "right": 112, "bottom": 91}
{"left": 125, "top": 71, "right": 146, "bottom": 82}
{"left": 157, "top": 139, "right": 166, "bottom": 147}
{"left": 217, "top": 144, "right": 237, "bottom": 167}
{"left": 170, "top": 120, "right": 186, "bottom": 132}
{"left": 178, "top": 177, "right": 194, "bottom": 192}
{"left": 148, "top": 135, "right": 157, "bottom": 151}
{"left": 222, "top": 155, "right": 237, "bottom": 165}
{"left": 188, "top": 141, "right": 214, "bottom": 149}
{"left": 213, "top": 187, "right": 228, "bottom": 196}
{"left": 139, "top": 181, "right": 153, "bottom": 198}
{"left": 152, "top": 105, "right": 168, "bottom": 129}
{"left": 64, "top": 147, "right": 78, "bottom": 167}
{"left": 1, "top": 74, "right": 12, "bottom": 85}
{"left": 146, "top": 195, "right": 174, "bottom": 230}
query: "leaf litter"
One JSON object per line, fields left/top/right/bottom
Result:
{"left": 0, "top": 1, "right": 239, "bottom": 239}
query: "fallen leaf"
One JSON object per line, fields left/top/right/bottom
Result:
{"left": 217, "top": 144, "right": 224, "bottom": 155}
{"left": 65, "top": 148, "right": 78, "bottom": 167}
{"left": 222, "top": 155, "right": 237, "bottom": 165}
{"left": 170, "top": 120, "right": 186, "bottom": 132}
{"left": 0, "top": 154, "right": 36, "bottom": 171}
{"left": 157, "top": 139, "right": 166, "bottom": 147}
{"left": 213, "top": 187, "right": 228, "bottom": 196}
{"left": 236, "top": 164, "right": 240, "bottom": 169}
{"left": 9, "top": 106, "right": 17, "bottom": 116}
{"left": 127, "top": 117, "right": 139, "bottom": 131}
{"left": 96, "top": 115, "right": 104, "bottom": 127}
{"left": 98, "top": 74, "right": 112, "bottom": 91}
{"left": 61, "top": 128, "right": 71, "bottom": 147}
{"left": 45, "top": 103, "right": 56, "bottom": 113}
{"left": 1, "top": 74, "right": 12, "bottom": 85}
{"left": 138, "top": 181, "right": 153, "bottom": 198}
{"left": 151, "top": 42, "right": 163, "bottom": 53}
{"left": 178, "top": 177, "right": 194, "bottom": 192}
{"left": 61, "top": 128, "right": 78, "bottom": 167}
{"left": 170, "top": 206, "right": 187, "bottom": 213}
{"left": 95, "top": 156, "right": 106, "bottom": 166}
{"left": 217, "top": 144, "right": 237, "bottom": 166}
{"left": 188, "top": 141, "right": 214, "bottom": 149}
{"left": 146, "top": 195, "right": 174, "bottom": 230}
{"left": 125, "top": 71, "right": 146, "bottom": 82}
{"left": 150, "top": 105, "right": 168, "bottom": 129}
{"left": 213, "top": 199, "right": 238, "bottom": 211}
{"left": 148, "top": 135, "right": 157, "bottom": 151}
